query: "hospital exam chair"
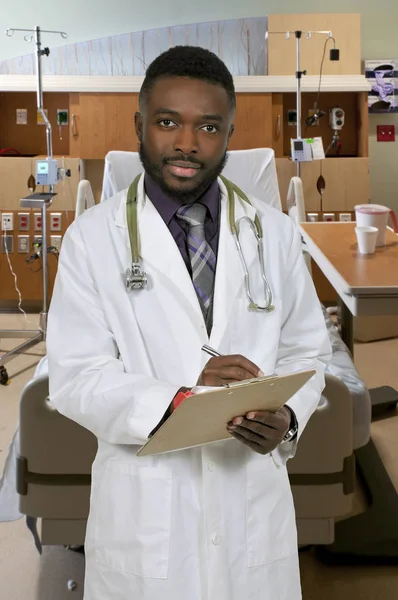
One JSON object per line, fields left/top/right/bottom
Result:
{"left": 10, "top": 148, "right": 371, "bottom": 549}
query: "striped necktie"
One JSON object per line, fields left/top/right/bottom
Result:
{"left": 176, "top": 203, "right": 216, "bottom": 332}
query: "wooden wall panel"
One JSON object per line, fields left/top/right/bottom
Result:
{"left": 276, "top": 158, "right": 369, "bottom": 215}
{"left": 69, "top": 93, "right": 81, "bottom": 158}
{"left": 0, "top": 92, "right": 70, "bottom": 156}
{"left": 72, "top": 93, "right": 139, "bottom": 159}
{"left": 268, "top": 14, "right": 361, "bottom": 76}
{"left": 320, "top": 158, "right": 370, "bottom": 211}
{"left": 272, "top": 94, "right": 284, "bottom": 157}
{"left": 230, "top": 93, "right": 273, "bottom": 150}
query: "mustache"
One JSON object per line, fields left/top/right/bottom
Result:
{"left": 163, "top": 155, "right": 204, "bottom": 168}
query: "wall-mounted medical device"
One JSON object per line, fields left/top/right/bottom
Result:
{"left": 291, "top": 139, "right": 313, "bottom": 162}
{"left": 36, "top": 158, "right": 59, "bottom": 186}
{"left": 329, "top": 107, "right": 345, "bottom": 131}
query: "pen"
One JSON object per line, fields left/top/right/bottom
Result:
{"left": 201, "top": 344, "right": 223, "bottom": 358}
{"left": 201, "top": 344, "right": 269, "bottom": 379}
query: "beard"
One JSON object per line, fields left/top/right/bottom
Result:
{"left": 139, "top": 141, "right": 228, "bottom": 204}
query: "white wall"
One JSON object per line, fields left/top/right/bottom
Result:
{"left": 0, "top": 0, "right": 392, "bottom": 61}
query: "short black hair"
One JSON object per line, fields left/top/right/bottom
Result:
{"left": 139, "top": 45, "right": 236, "bottom": 112}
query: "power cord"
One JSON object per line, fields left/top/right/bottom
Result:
{"left": 317, "top": 131, "right": 342, "bottom": 212}
{"left": 305, "top": 36, "right": 336, "bottom": 129}
{"left": 1, "top": 231, "right": 31, "bottom": 324}
{"left": 26, "top": 241, "right": 59, "bottom": 264}
{"left": 314, "top": 37, "right": 335, "bottom": 115}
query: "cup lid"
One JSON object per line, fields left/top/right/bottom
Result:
{"left": 355, "top": 203, "right": 389, "bottom": 214}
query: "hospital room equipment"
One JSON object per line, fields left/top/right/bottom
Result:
{"left": 329, "top": 107, "right": 345, "bottom": 130}
{"left": 125, "top": 173, "right": 275, "bottom": 311}
{"left": 0, "top": 26, "right": 67, "bottom": 386}
{"left": 265, "top": 28, "right": 340, "bottom": 176}
{"left": 0, "top": 147, "right": 371, "bottom": 553}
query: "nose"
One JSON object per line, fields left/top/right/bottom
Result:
{"left": 173, "top": 125, "right": 199, "bottom": 155}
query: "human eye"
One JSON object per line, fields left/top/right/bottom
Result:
{"left": 158, "top": 119, "right": 176, "bottom": 128}
{"left": 201, "top": 124, "right": 219, "bottom": 134}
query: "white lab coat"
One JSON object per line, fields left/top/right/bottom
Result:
{"left": 47, "top": 175, "right": 331, "bottom": 600}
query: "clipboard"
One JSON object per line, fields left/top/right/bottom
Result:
{"left": 137, "top": 369, "right": 315, "bottom": 457}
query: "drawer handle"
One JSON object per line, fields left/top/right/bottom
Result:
{"left": 72, "top": 114, "right": 78, "bottom": 137}
{"left": 275, "top": 115, "right": 281, "bottom": 139}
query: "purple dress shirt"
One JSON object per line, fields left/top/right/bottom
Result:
{"left": 144, "top": 173, "right": 220, "bottom": 276}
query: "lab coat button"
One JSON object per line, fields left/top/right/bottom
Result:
{"left": 208, "top": 461, "right": 215, "bottom": 471}
{"left": 212, "top": 534, "right": 221, "bottom": 546}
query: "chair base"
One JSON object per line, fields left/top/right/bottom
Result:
{"left": 370, "top": 386, "right": 398, "bottom": 418}
{"left": 316, "top": 436, "right": 398, "bottom": 565}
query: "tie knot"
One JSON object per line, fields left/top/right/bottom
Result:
{"left": 177, "top": 203, "right": 207, "bottom": 228}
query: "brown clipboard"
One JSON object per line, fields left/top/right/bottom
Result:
{"left": 137, "top": 369, "right": 316, "bottom": 457}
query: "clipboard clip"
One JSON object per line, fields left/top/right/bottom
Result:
{"left": 223, "top": 373, "right": 278, "bottom": 388}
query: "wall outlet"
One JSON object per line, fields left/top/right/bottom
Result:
{"left": 307, "top": 213, "right": 319, "bottom": 222}
{"left": 57, "top": 109, "right": 69, "bottom": 126}
{"left": 50, "top": 212, "right": 62, "bottom": 231}
{"left": 377, "top": 125, "right": 395, "bottom": 142}
{"left": 287, "top": 109, "right": 297, "bottom": 126}
{"left": 50, "top": 235, "right": 62, "bottom": 251}
{"left": 18, "top": 235, "right": 30, "bottom": 253}
{"left": 1, "top": 235, "right": 13, "bottom": 253}
{"left": 16, "top": 108, "right": 28, "bottom": 125}
{"left": 323, "top": 213, "right": 336, "bottom": 222}
{"left": 33, "top": 235, "right": 42, "bottom": 246}
{"left": 339, "top": 213, "right": 352, "bottom": 222}
{"left": 1, "top": 213, "right": 14, "bottom": 231}
{"left": 33, "top": 213, "right": 42, "bottom": 231}
{"left": 18, "top": 212, "right": 30, "bottom": 231}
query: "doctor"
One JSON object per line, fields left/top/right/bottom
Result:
{"left": 47, "top": 45, "right": 331, "bottom": 600}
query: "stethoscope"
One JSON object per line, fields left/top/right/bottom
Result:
{"left": 124, "top": 173, "right": 275, "bottom": 312}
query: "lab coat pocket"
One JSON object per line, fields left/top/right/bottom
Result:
{"left": 95, "top": 461, "right": 172, "bottom": 579}
{"left": 246, "top": 456, "right": 297, "bottom": 567}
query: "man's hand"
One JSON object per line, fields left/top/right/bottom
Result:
{"left": 226, "top": 407, "right": 291, "bottom": 455}
{"left": 197, "top": 355, "right": 263, "bottom": 386}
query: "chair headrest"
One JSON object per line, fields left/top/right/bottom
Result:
{"left": 101, "top": 148, "right": 281, "bottom": 211}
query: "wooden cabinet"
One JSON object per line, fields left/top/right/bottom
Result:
{"left": 320, "top": 158, "right": 370, "bottom": 211}
{"left": 0, "top": 91, "right": 70, "bottom": 157}
{"left": 276, "top": 157, "right": 369, "bottom": 213}
{"left": 230, "top": 93, "right": 273, "bottom": 150}
{"left": 69, "top": 93, "right": 139, "bottom": 159}
{"left": 70, "top": 92, "right": 273, "bottom": 158}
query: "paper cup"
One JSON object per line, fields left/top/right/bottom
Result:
{"left": 355, "top": 226, "right": 378, "bottom": 255}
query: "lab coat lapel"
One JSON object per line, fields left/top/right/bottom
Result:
{"left": 114, "top": 174, "right": 204, "bottom": 324}
{"left": 210, "top": 178, "right": 258, "bottom": 349}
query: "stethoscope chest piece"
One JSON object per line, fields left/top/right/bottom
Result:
{"left": 125, "top": 263, "right": 148, "bottom": 291}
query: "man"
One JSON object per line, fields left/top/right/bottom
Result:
{"left": 47, "top": 46, "right": 331, "bottom": 600}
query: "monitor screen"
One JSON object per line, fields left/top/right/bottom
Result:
{"left": 294, "top": 141, "right": 304, "bottom": 151}
{"left": 37, "top": 161, "right": 49, "bottom": 175}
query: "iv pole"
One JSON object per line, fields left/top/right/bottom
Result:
{"left": 266, "top": 29, "right": 335, "bottom": 178}
{"left": 0, "top": 26, "right": 67, "bottom": 385}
